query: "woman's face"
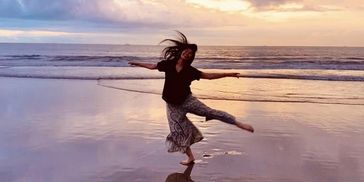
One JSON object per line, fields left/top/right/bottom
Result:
{"left": 181, "top": 48, "right": 194, "bottom": 61}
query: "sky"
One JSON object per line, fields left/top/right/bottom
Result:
{"left": 0, "top": 0, "right": 363, "bottom": 46}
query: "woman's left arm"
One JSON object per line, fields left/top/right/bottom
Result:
{"left": 200, "top": 72, "right": 239, "bottom": 80}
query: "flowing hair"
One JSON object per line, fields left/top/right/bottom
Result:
{"left": 160, "top": 31, "right": 197, "bottom": 66}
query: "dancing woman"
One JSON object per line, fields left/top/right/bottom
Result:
{"left": 129, "top": 32, "right": 254, "bottom": 165}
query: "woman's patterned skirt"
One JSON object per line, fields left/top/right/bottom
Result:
{"left": 165, "top": 95, "right": 236, "bottom": 153}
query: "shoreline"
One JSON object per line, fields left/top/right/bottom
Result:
{"left": 1, "top": 66, "right": 364, "bottom": 82}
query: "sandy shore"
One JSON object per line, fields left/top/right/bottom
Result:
{"left": 1, "top": 77, "right": 364, "bottom": 182}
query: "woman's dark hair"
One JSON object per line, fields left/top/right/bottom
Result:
{"left": 160, "top": 31, "right": 197, "bottom": 66}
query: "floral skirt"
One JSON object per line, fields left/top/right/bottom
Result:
{"left": 165, "top": 95, "right": 236, "bottom": 153}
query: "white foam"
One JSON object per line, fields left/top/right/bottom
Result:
{"left": 0, "top": 66, "right": 363, "bottom": 82}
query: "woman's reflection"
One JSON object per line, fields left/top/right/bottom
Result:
{"left": 165, "top": 163, "right": 194, "bottom": 182}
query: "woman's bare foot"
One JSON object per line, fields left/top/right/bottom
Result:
{"left": 181, "top": 147, "right": 195, "bottom": 165}
{"left": 180, "top": 158, "right": 195, "bottom": 165}
{"left": 236, "top": 121, "right": 254, "bottom": 133}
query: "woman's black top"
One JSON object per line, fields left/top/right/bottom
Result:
{"left": 157, "top": 60, "right": 202, "bottom": 105}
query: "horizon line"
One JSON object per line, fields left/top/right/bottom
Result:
{"left": 0, "top": 42, "right": 363, "bottom": 48}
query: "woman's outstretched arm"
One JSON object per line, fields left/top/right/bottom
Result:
{"left": 201, "top": 72, "right": 239, "bottom": 80}
{"left": 128, "top": 61, "right": 157, "bottom": 70}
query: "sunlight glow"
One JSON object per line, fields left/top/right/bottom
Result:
{"left": 241, "top": 2, "right": 323, "bottom": 22}
{"left": 0, "top": 29, "right": 74, "bottom": 37}
{"left": 248, "top": 11, "right": 321, "bottom": 22}
{"left": 186, "top": 0, "right": 251, "bottom": 12}
{"left": 278, "top": 3, "right": 305, "bottom": 10}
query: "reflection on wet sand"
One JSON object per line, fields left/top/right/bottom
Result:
{"left": 165, "top": 163, "right": 194, "bottom": 182}
{"left": 1, "top": 78, "right": 364, "bottom": 181}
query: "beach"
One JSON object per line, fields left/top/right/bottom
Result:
{"left": 1, "top": 77, "right": 363, "bottom": 182}
{"left": 1, "top": 0, "right": 364, "bottom": 180}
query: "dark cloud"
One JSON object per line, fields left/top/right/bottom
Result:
{"left": 0, "top": 0, "right": 103, "bottom": 20}
{"left": 0, "top": 0, "right": 176, "bottom": 31}
{"left": 248, "top": 0, "right": 298, "bottom": 8}
{"left": 246, "top": 0, "right": 340, "bottom": 12}
{"left": 0, "top": 0, "right": 248, "bottom": 32}
{"left": 1, "top": 0, "right": 68, "bottom": 19}
{"left": 1, "top": 0, "right": 146, "bottom": 27}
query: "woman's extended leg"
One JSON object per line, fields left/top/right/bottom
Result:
{"left": 182, "top": 95, "right": 254, "bottom": 133}
{"left": 180, "top": 147, "right": 195, "bottom": 165}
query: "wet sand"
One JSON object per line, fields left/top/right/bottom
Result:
{"left": 1, "top": 77, "right": 364, "bottom": 182}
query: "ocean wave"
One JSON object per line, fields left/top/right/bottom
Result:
{"left": 0, "top": 55, "right": 157, "bottom": 67}
{"left": 346, "top": 57, "right": 364, "bottom": 60}
{"left": 237, "top": 73, "right": 364, "bottom": 81}
{"left": 1, "top": 74, "right": 363, "bottom": 81}
{"left": 0, "top": 66, "right": 363, "bottom": 82}
{"left": 4, "top": 55, "right": 42, "bottom": 60}
{"left": 1, "top": 54, "right": 364, "bottom": 70}
{"left": 0, "top": 74, "right": 164, "bottom": 80}
{"left": 49, "top": 55, "right": 143, "bottom": 62}
{"left": 96, "top": 82, "right": 364, "bottom": 106}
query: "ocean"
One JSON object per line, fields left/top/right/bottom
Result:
{"left": 0, "top": 43, "right": 363, "bottom": 106}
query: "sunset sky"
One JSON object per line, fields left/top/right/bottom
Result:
{"left": 0, "top": 0, "right": 363, "bottom": 46}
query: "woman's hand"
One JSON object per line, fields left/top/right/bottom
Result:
{"left": 225, "top": 72, "right": 240, "bottom": 78}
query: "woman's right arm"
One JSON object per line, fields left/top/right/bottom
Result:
{"left": 128, "top": 61, "right": 157, "bottom": 70}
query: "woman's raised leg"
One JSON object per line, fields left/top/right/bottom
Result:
{"left": 182, "top": 95, "right": 254, "bottom": 133}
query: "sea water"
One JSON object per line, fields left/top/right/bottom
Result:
{"left": 1, "top": 43, "right": 363, "bottom": 106}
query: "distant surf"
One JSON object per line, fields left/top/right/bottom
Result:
{"left": 0, "top": 67, "right": 363, "bottom": 81}
{"left": 1, "top": 44, "right": 364, "bottom": 70}
{"left": 1, "top": 54, "right": 364, "bottom": 70}
{"left": 1, "top": 44, "right": 364, "bottom": 106}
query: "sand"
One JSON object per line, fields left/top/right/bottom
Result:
{"left": 1, "top": 77, "right": 364, "bottom": 182}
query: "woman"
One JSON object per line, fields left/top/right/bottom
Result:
{"left": 129, "top": 32, "right": 254, "bottom": 165}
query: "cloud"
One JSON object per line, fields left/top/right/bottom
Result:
{"left": 0, "top": 0, "right": 81, "bottom": 20}
{"left": 0, "top": 0, "right": 156, "bottom": 28}
{"left": 248, "top": 0, "right": 297, "bottom": 8}
{"left": 243, "top": 0, "right": 342, "bottom": 12}
{"left": 0, "top": 0, "right": 346, "bottom": 32}
{"left": 6, "top": 29, "right": 69, "bottom": 36}
{"left": 0, "top": 0, "right": 363, "bottom": 46}
{"left": 186, "top": 0, "right": 251, "bottom": 12}
{"left": 0, "top": 0, "right": 250, "bottom": 31}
